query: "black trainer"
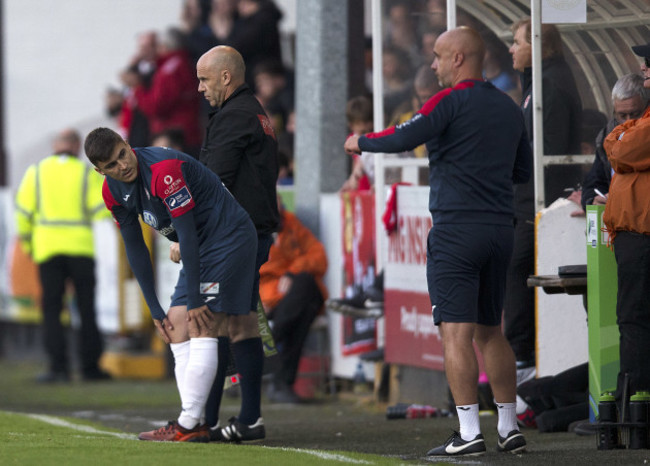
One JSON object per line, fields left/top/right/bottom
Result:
{"left": 497, "top": 429, "right": 527, "bottom": 453}
{"left": 209, "top": 424, "right": 225, "bottom": 442}
{"left": 427, "top": 431, "right": 486, "bottom": 457}
{"left": 219, "top": 416, "right": 265, "bottom": 442}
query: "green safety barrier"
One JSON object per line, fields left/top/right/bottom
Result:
{"left": 586, "top": 205, "right": 619, "bottom": 421}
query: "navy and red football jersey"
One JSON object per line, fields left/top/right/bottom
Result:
{"left": 102, "top": 146, "right": 250, "bottom": 248}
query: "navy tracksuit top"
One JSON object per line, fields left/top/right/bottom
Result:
{"left": 359, "top": 79, "right": 532, "bottom": 226}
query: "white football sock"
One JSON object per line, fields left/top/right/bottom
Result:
{"left": 177, "top": 337, "right": 218, "bottom": 430}
{"left": 495, "top": 401, "right": 518, "bottom": 437}
{"left": 170, "top": 340, "right": 191, "bottom": 397}
{"left": 456, "top": 403, "right": 481, "bottom": 440}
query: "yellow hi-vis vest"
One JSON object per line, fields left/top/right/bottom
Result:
{"left": 14, "top": 154, "right": 109, "bottom": 264}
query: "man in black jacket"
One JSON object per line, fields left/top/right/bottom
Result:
{"left": 507, "top": 19, "right": 582, "bottom": 422}
{"left": 196, "top": 45, "right": 280, "bottom": 442}
{"left": 581, "top": 73, "right": 649, "bottom": 209}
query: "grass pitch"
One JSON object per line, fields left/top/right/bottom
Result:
{"left": 0, "top": 360, "right": 425, "bottom": 465}
{"left": 0, "top": 410, "right": 412, "bottom": 465}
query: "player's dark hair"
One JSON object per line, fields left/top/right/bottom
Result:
{"left": 84, "top": 127, "right": 124, "bottom": 166}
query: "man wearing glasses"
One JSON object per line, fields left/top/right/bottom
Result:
{"left": 602, "top": 41, "right": 650, "bottom": 405}
{"left": 580, "top": 73, "right": 649, "bottom": 209}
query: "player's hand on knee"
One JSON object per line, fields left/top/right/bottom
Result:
{"left": 153, "top": 318, "right": 172, "bottom": 344}
{"left": 187, "top": 305, "right": 214, "bottom": 336}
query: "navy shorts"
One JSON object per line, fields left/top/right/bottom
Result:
{"left": 427, "top": 223, "right": 514, "bottom": 326}
{"left": 170, "top": 222, "right": 258, "bottom": 315}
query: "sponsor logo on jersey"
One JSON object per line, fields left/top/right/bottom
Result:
{"left": 163, "top": 186, "right": 192, "bottom": 211}
{"left": 397, "top": 112, "right": 423, "bottom": 130}
{"left": 159, "top": 224, "right": 175, "bottom": 237}
{"left": 163, "top": 177, "right": 185, "bottom": 195}
{"left": 142, "top": 210, "right": 158, "bottom": 228}
{"left": 123, "top": 194, "right": 131, "bottom": 202}
{"left": 200, "top": 282, "right": 220, "bottom": 295}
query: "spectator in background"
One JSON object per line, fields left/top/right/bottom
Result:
{"left": 580, "top": 108, "right": 608, "bottom": 156}
{"left": 420, "top": 28, "right": 443, "bottom": 67}
{"left": 505, "top": 20, "right": 582, "bottom": 419}
{"left": 253, "top": 59, "right": 294, "bottom": 134}
{"left": 226, "top": 0, "right": 283, "bottom": 90}
{"left": 581, "top": 73, "right": 649, "bottom": 210}
{"left": 116, "top": 30, "right": 158, "bottom": 147}
{"left": 385, "top": 1, "right": 421, "bottom": 70}
{"left": 180, "top": 0, "right": 217, "bottom": 63}
{"left": 362, "top": 37, "right": 374, "bottom": 94}
{"left": 105, "top": 87, "right": 124, "bottom": 119}
{"left": 130, "top": 27, "right": 202, "bottom": 156}
{"left": 277, "top": 150, "right": 293, "bottom": 186}
{"left": 14, "top": 129, "right": 110, "bottom": 383}
{"left": 180, "top": 0, "right": 240, "bottom": 65}
{"left": 340, "top": 95, "right": 374, "bottom": 192}
{"left": 262, "top": 196, "right": 328, "bottom": 403}
{"left": 276, "top": 107, "right": 294, "bottom": 185}
{"left": 422, "top": 0, "right": 447, "bottom": 31}
{"left": 208, "top": 0, "right": 238, "bottom": 43}
{"left": 484, "top": 33, "right": 520, "bottom": 103}
{"left": 389, "top": 65, "right": 442, "bottom": 158}
{"left": 564, "top": 107, "right": 607, "bottom": 217}
{"left": 382, "top": 45, "right": 414, "bottom": 120}
{"left": 151, "top": 128, "right": 188, "bottom": 153}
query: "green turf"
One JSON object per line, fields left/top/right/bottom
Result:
{"left": 0, "top": 411, "right": 412, "bottom": 466}
{"left": 0, "top": 360, "right": 180, "bottom": 410}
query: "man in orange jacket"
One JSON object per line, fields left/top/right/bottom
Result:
{"left": 603, "top": 41, "right": 650, "bottom": 400}
{"left": 259, "top": 197, "right": 328, "bottom": 403}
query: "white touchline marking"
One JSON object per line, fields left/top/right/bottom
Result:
{"left": 13, "top": 412, "right": 386, "bottom": 464}
{"left": 264, "top": 446, "right": 374, "bottom": 464}
{"left": 23, "top": 413, "right": 137, "bottom": 440}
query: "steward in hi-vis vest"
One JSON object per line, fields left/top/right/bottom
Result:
{"left": 14, "top": 128, "right": 110, "bottom": 383}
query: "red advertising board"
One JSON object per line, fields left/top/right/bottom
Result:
{"left": 339, "top": 191, "right": 377, "bottom": 356}
{"left": 383, "top": 186, "right": 444, "bottom": 370}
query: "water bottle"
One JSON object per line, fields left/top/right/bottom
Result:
{"left": 406, "top": 404, "right": 438, "bottom": 419}
{"left": 597, "top": 392, "right": 619, "bottom": 450}
{"left": 386, "top": 403, "right": 410, "bottom": 419}
{"left": 386, "top": 403, "right": 438, "bottom": 419}
{"left": 629, "top": 391, "right": 650, "bottom": 449}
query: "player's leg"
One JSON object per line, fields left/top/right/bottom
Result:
{"left": 211, "top": 233, "right": 270, "bottom": 441}
{"left": 426, "top": 225, "right": 485, "bottom": 457}
{"left": 475, "top": 224, "right": 525, "bottom": 453}
{"left": 209, "top": 227, "right": 263, "bottom": 441}
{"left": 139, "top": 306, "right": 221, "bottom": 442}
{"left": 223, "top": 311, "right": 265, "bottom": 440}
{"left": 177, "top": 308, "right": 222, "bottom": 432}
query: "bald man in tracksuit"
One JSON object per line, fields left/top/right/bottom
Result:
{"left": 345, "top": 27, "right": 531, "bottom": 457}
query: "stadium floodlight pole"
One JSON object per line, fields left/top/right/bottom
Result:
{"left": 531, "top": 0, "right": 545, "bottom": 212}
